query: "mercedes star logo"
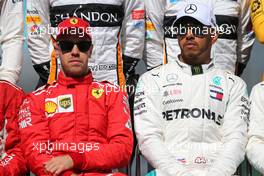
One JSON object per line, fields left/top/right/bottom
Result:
{"left": 185, "top": 4, "right": 197, "bottom": 14}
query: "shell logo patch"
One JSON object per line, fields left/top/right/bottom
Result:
{"left": 45, "top": 101, "right": 57, "bottom": 115}
{"left": 92, "top": 88, "right": 104, "bottom": 99}
{"left": 70, "top": 18, "right": 78, "bottom": 25}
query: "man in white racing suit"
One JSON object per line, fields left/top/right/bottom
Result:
{"left": 246, "top": 82, "right": 264, "bottom": 174}
{"left": 25, "top": 0, "right": 144, "bottom": 87}
{"left": 135, "top": 2, "right": 249, "bottom": 176}
{"left": 144, "top": 0, "right": 254, "bottom": 76}
{"left": 0, "top": 0, "right": 24, "bottom": 84}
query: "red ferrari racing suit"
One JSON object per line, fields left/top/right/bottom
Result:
{"left": 18, "top": 72, "right": 133, "bottom": 175}
{"left": 0, "top": 81, "right": 26, "bottom": 176}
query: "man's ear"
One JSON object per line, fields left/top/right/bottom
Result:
{"left": 88, "top": 44, "right": 93, "bottom": 56}
{"left": 53, "top": 40, "right": 61, "bottom": 57}
{"left": 211, "top": 32, "right": 218, "bottom": 44}
{"left": 53, "top": 41, "right": 60, "bottom": 50}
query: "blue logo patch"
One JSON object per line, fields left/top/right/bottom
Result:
{"left": 170, "top": 0, "right": 178, "bottom": 3}
{"left": 213, "top": 76, "right": 222, "bottom": 86}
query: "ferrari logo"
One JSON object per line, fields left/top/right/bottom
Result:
{"left": 92, "top": 88, "right": 104, "bottom": 99}
{"left": 70, "top": 18, "right": 78, "bottom": 25}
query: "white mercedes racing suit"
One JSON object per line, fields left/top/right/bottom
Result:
{"left": 0, "top": 0, "right": 24, "bottom": 84}
{"left": 26, "top": 0, "right": 144, "bottom": 86}
{"left": 134, "top": 59, "right": 249, "bottom": 176}
{"left": 144, "top": 0, "right": 254, "bottom": 75}
{"left": 246, "top": 82, "right": 264, "bottom": 174}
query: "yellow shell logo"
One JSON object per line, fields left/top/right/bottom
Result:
{"left": 70, "top": 18, "right": 78, "bottom": 25}
{"left": 45, "top": 101, "right": 57, "bottom": 114}
{"left": 92, "top": 88, "right": 104, "bottom": 99}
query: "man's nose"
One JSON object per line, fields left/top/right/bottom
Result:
{"left": 71, "top": 44, "right": 80, "bottom": 56}
{"left": 185, "top": 28, "right": 195, "bottom": 39}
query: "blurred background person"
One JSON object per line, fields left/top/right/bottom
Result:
{"left": 251, "top": 0, "right": 264, "bottom": 44}
{"left": 0, "top": 0, "right": 24, "bottom": 84}
{"left": 25, "top": 0, "right": 145, "bottom": 89}
{"left": 144, "top": 0, "right": 254, "bottom": 76}
{"left": 246, "top": 0, "right": 264, "bottom": 174}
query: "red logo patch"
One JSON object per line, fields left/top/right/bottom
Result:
{"left": 132, "top": 10, "right": 145, "bottom": 20}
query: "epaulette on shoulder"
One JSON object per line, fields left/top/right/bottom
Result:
{"left": 92, "top": 81, "right": 118, "bottom": 88}
{"left": 260, "top": 81, "right": 264, "bottom": 86}
{"left": 0, "top": 80, "right": 23, "bottom": 91}
{"left": 223, "top": 70, "right": 233, "bottom": 75}
{"left": 32, "top": 81, "right": 58, "bottom": 95}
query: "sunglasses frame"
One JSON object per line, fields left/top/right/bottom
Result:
{"left": 57, "top": 40, "right": 92, "bottom": 53}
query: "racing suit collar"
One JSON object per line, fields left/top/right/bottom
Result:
{"left": 175, "top": 56, "right": 214, "bottom": 75}
{"left": 57, "top": 71, "right": 93, "bottom": 86}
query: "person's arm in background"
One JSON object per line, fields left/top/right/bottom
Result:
{"left": 0, "top": 0, "right": 24, "bottom": 84}
{"left": 134, "top": 74, "right": 193, "bottom": 176}
{"left": 247, "top": 82, "right": 264, "bottom": 173}
{"left": 143, "top": 0, "right": 165, "bottom": 70}
{"left": 236, "top": 0, "right": 255, "bottom": 76}
{"left": 122, "top": 0, "right": 145, "bottom": 80}
{"left": 207, "top": 75, "right": 249, "bottom": 175}
{"left": 0, "top": 81, "right": 27, "bottom": 176}
{"left": 26, "top": 0, "right": 51, "bottom": 86}
{"left": 251, "top": 0, "right": 264, "bottom": 43}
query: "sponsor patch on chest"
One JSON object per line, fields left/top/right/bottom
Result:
{"left": 45, "top": 94, "right": 74, "bottom": 117}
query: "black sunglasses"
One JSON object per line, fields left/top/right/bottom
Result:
{"left": 58, "top": 41, "right": 92, "bottom": 53}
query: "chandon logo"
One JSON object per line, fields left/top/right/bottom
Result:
{"left": 162, "top": 108, "right": 223, "bottom": 125}
{"left": 54, "top": 12, "right": 118, "bottom": 24}
{"left": 50, "top": 4, "right": 124, "bottom": 27}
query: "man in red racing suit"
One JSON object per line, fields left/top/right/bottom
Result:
{"left": 0, "top": 81, "right": 27, "bottom": 176}
{"left": 19, "top": 17, "right": 133, "bottom": 176}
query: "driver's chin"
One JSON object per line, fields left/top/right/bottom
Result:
{"left": 64, "top": 68, "right": 86, "bottom": 78}
{"left": 184, "top": 51, "right": 197, "bottom": 59}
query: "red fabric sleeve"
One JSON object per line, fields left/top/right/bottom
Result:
{"left": 0, "top": 81, "right": 27, "bottom": 176}
{"left": 18, "top": 94, "right": 53, "bottom": 175}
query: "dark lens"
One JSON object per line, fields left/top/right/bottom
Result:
{"left": 191, "top": 26, "right": 202, "bottom": 37}
{"left": 191, "top": 25, "right": 208, "bottom": 38}
{"left": 76, "top": 41, "right": 92, "bottom": 52}
{"left": 59, "top": 41, "right": 75, "bottom": 53}
{"left": 176, "top": 24, "right": 188, "bottom": 37}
